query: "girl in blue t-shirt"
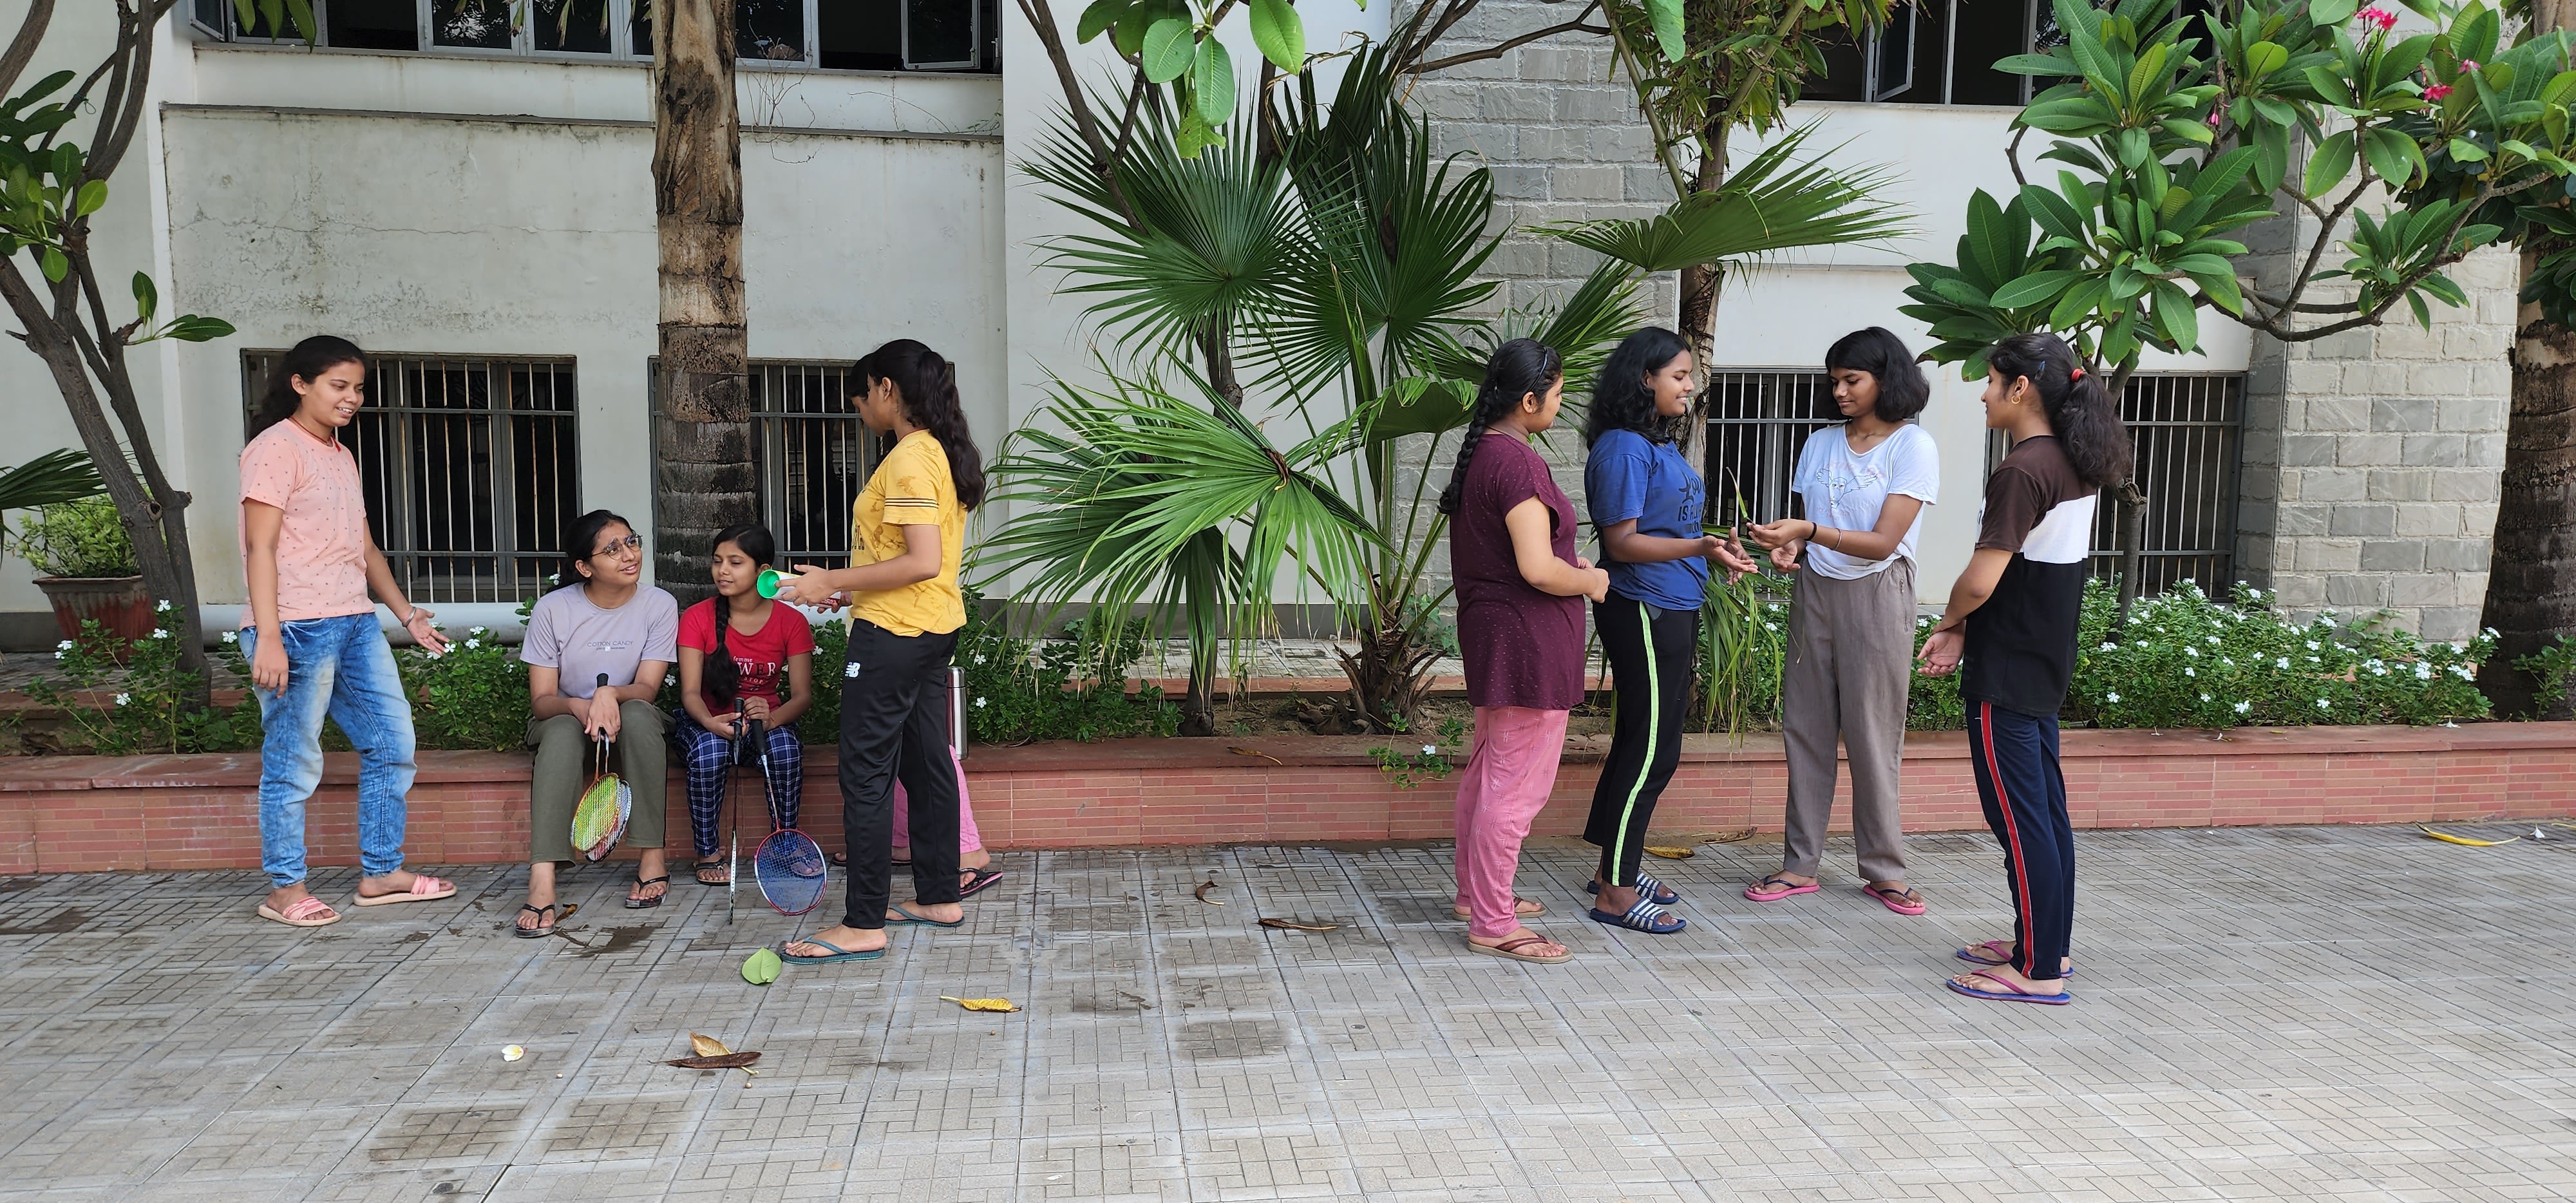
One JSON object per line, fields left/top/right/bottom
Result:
{"left": 1580, "top": 327, "right": 1756, "bottom": 934}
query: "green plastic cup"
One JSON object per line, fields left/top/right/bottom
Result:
{"left": 755, "top": 569, "right": 799, "bottom": 599}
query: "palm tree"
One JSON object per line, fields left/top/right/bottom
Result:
{"left": 649, "top": 0, "right": 750, "bottom": 609}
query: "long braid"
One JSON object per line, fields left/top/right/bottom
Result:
{"left": 1437, "top": 339, "right": 1565, "bottom": 515}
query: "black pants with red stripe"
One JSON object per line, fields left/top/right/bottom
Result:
{"left": 1965, "top": 699, "right": 2073, "bottom": 983}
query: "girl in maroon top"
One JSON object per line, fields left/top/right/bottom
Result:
{"left": 1439, "top": 339, "right": 1610, "bottom": 965}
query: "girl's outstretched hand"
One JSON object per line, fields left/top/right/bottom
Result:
{"left": 1917, "top": 628, "right": 1964, "bottom": 676}
{"left": 1767, "top": 540, "right": 1803, "bottom": 574}
{"left": 770, "top": 565, "right": 829, "bottom": 606}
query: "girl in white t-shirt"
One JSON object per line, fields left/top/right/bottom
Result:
{"left": 1743, "top": 328, "right": 1938, "bottom": 915}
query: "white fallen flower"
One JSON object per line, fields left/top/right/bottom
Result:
{"left": 113, "top": 693, "right": 130, "bottom": 706}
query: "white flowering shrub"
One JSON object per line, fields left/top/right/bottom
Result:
{"left": 2071, "top": 582, "right": 2490, "bottom": 729}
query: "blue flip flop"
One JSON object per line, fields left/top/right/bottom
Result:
{"left": 1587, "top": 896, "right": 1687, "bottom": 934}
{"left": 1956, "top": 941, "right": 2075, "bottom": 978}
{"left": 887, "top": 902, "right": 965, "bottom": 928}
{"left": 777, "top": 938, "right": 884, "bottom": 965}
{"left": 1945, "top": 969, "right": 2071, "bottom": 1005}
{"left": 1587, "top": 873, "right": 1681, "bottom": 906}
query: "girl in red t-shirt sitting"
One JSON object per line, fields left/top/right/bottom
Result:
{"left": 676, "top": 522, "right": 817, "bottom": 885}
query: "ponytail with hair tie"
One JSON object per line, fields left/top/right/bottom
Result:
{"left": 1986, "top": 334, "right": 2131, "bottom": 489}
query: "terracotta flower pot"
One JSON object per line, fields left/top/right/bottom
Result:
{"left": 35, "top": 575, "right": 155, "bottom": 650}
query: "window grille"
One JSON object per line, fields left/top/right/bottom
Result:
{"left": 1702, "top": 370, "right": 1839, "bottom": 529}
{"left": 240, "top": 352, "right": 581, "bottom": 603}
{"left": 750, "top": 362, "right": 878, "bottom": 572}
{"left": 1707, "top": 368, "right": 2245, "bottom": 595}
{"left": 1981, "top": 371, "right": 2246, "bottom": 594}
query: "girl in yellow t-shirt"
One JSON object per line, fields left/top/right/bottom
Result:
{"left": 771, "top": 339, "right": 984, "bottom": 965}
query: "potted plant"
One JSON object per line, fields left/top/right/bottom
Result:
{"left": 9, "top": 495, "right": 150, "bottom": 647}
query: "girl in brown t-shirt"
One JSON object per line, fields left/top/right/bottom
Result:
{"left": 1917, "top": 332, "right": 2131, "bottom": 1005}
{"left": 1437, "top": 339, "right": 1609, "bottom": 965}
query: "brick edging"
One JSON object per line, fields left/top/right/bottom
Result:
{"left": 3, "top": 723, "right": 2572, "bottom": 872}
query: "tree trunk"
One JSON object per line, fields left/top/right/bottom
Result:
{"left": 2477, "top": 261, "right": 2576, "bottom": 718}
{"left": 1674, "top": 124, "right": 1726, "bottom": 477}
{"left": 650, "top": 0, "right": 750, "bottom": 611}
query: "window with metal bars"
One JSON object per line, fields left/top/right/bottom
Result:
{"left": 746, "top": 361, "right": 879, "bottom": 573}
{"left": 1707, "top": 368, "right": 2244, "bottom": 594}
{"left": 239, "top": 352, "right": 581, "bottom": 603}
{"left": 1978, "top": 372, "right": 2246, "bottom": 594}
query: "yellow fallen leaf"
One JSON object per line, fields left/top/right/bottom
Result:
{"left": 939, "top": 996, "right": 1021, "bottom": 1012}
{"left": 689, "top": 1032, "right": 733, "bottom": 1058}
{"left": 1643, "top": 846, "right": 1695, "bottom": 860}
{"left": 2419, "top": 826, "right": 2520, "bottom": 847}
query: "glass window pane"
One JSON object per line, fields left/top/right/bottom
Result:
{"left": 326, "top": 0, "right": 419, "bottom": 49}
{"left": 434, "top": 0, "right": 514, "bottom": 48}
{"left": 905, "top": 0, "right": 975, "bottom": 68}
{"left": 1951, "top": 0, "right": 2028, "bottom": 106}
{"left": 820, "top": 0, "right": 903, "bottom": 70}
{"left": 533, "top": 0, "right": 614, "bottom": 52}
{"left": 739, "top": 0, "right": 806, "bottom": 61}
{"left": 1805, "top": 33, "right": 1865, "bottom": 101}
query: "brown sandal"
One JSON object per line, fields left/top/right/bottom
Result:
{"left": 1467, "top": 934, "right": 1572, "bottom": 964}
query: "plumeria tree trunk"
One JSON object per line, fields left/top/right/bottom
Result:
{"left": 2479, "top": 251, "right": 2576, "bottom": 717}
{"left": 650, "top": 0, "right": 750, "bottom": 610}
{"left": 2478, "top": 0, "right": 2576, "bottom": 718}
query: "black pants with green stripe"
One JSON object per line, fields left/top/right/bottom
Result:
{"left": 1585, "top": 596, "right": 1700, "bottom": 889}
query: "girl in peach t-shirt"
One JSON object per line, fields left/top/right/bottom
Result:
{"left": 238, "top": 336, "right": 455, "bottom": 928}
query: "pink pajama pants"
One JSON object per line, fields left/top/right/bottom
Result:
{"left": 892, "top": 748, "right": 982, "bottom": 856}
{"left": 1452, "top": 705, "right": 1571, "bottom": 940}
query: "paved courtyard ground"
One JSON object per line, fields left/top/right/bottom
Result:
{"left": 0, "top": 824, "right": 2570, "bottom": 1201}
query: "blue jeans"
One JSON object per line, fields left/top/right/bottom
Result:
{"left": 239, "top": 613, "right": 417, "bottom": 887}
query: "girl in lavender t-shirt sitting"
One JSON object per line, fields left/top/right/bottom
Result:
{"left": 1438, "top": 339, "right": 1609, "bottom": 965}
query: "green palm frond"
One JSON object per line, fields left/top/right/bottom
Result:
{"left": 1538, "top": 124, "right": 1909, "bottom": 274}
{"left": 1256, "top": 55, "right": 1502, "bottom": 393}
{"left": 1023, "top": 106, "right": 1298, "bottom": 361}
{"left": 0, "top": 449, "right": 102, "bottom": 513}
{"left": 973, "top": 367, "right": 1381, "bottom": 656}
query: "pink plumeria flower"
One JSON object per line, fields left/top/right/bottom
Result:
{"left": 2424, "top": 83, "right": 2454, "bottom": 101}
{"left": 2357, "top": 6, "right": 2398, "bottom": 30}
{"left": 2461, "top": 60, "right": 2479, "bottom": 72}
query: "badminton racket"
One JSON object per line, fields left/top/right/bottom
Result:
{"left": 568, "top": 675, "right": 632, "bottom": 860}
{"left": 726, "top": 699, "right": 748, "bottom": 925}
{"left": 748, "top": 718, "right": 829, "bottom": 915}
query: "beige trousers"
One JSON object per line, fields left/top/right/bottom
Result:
{"left": 1779, "top": 558, "right": 1914, "bottom": 883}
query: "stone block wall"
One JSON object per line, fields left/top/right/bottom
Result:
{"left": 1392, "top": 1, "right": 1687, "bottom": 600}
{"left": 2237, "top": 213, "right": 2514, "bottom": 640}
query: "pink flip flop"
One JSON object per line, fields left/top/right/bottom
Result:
{"left": 352, "top": 874, "right": 457, "bottom": 907}
{"left": 1862, "top": 884, "right": 1927, "bottom": 915}
{"left": 256, "top": 895, "right": 341, "bottom": 927}
{"left": 1945, "top": 968, "right": 2071, "bottom": 1005}
{"left": 1743, "top": 875, "right": 1819, "bottom": 903}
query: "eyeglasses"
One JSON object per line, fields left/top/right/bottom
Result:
{"left": 591, "top": 534, "right": 643, "bottom": 557}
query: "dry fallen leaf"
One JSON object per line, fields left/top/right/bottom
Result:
{"left": 1194, "top": 882, "right": 1224, "bottom": 905}
{"left": 688, "top": 1033, "right": 732, "bottom": 1058}
{"left": 1258, "top": 918, "right": 1338, "bottom": 931}
{"left": 940, "top": 996, "right": 1022, "bottom": 1012}
{"left": 1643, "top": 846, "right": 1695, "bottom": 860}
{"left": 2419, "top": 826, "right": 2520, "bottom": 846}
{"left": 667, "top": 1052, "right": 762, "bottom": 1070}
